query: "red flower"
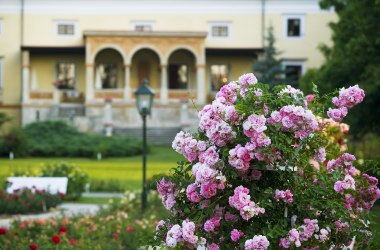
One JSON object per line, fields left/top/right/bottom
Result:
{"left": 29, "top": 243, "right": 38, "bottom": 250}
{"left": 0, "top": 227, "right": 7, "bottom": 235}
{"left": 126, "top": 226, "right": 133, "bottom": 233}
{"left": 52, "top": 235, "right": 61, "bottom": 244}
{"left": 69, "top": 238, "right": 76, "bottom": 245}
{"left": 59, "top": 226, "right": 67, "bottom": 234}
{"left": 113, "top": 233, "right": 119, "bottom": 238}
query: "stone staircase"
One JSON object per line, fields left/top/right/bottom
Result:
{"left": 112, "top": 127, "right": 182, "bottom": 145}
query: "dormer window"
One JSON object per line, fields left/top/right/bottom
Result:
{"left": 209, "top": 22, "right": 231, "bottom": 38}
{"left": 132, "top": 21, "right": 154, "bottom": 32}
{"left": 56, "top": 20, "right": 77, "bottom": 36}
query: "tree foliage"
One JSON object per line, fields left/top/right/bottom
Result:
{"left": 0, "top": 112, "right": 11, "bottom": 132}
{"left": 253, "top": 26, "right": 284, "bottom": 86}
{"left": 316, "top": 0, "right": 380, "bottom": 136}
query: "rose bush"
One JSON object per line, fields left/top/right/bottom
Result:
{"left": 152, "top": 73, "right": 380, "bottom": 249}
{"left": 0, "top": 187, "right": 63, "bottom": 215}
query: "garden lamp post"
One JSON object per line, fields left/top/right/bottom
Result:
{"left": 134, "top": 79, "right": 155, "bottom": 212}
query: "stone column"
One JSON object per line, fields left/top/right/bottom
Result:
{"left": 22, "top": 50, "right": 30, "bottom": 103}
{"left": 123, "top": 64, "right": 131, "bottom": 101}
{"left": 104, "top": 100, "right": 113, "bottom": 136}
{"left": 160, "top": 64, "right": 168, "bottom": 104}
{"left": 85, "top": 63, "right": 94, "bottom": 102}
{"left": 53, "top": 88, "right": 60, "bottom": 104}
{"left": 196, "top": 64, "right": 206, "bottom": 104}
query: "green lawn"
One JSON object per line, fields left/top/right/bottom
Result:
{"left": 0, "top": 146, "right": 184, "bottom": 191}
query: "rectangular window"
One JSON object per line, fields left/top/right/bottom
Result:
{"left": 55, "top": 20, "right": 77, "bottom": 36}
{"left": 55, "top": 63, "right": 76, "bottom": 90}
{"left": 212, "top": 26, "right": 228, "bottom": 37}
{"left": 134, "top": 24, "right": 152, "bottom": 32}
{"left": 210, "top": 64, "right": 229, "bottom": 91}
{"left": 283, "top": 61, "right": 305, "bottom": 86}
{"left": 132, "top": 21, "right": 154, "bottom": 32}
{"left": 284, "top": 15, "right": 304, "bottom": 39}
{"left": 287, "top": 19, "right": 300, "bottom": 37}
{"left": 57, "top": 24, "right": 74, "bottom": 35}
{"left": 169, "top": 64, "right": 188, "bottom": 89}
{"left": 209, "top": 22, "right": 231, "bottom": 38}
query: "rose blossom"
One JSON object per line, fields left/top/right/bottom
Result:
{"left": 231, "top": 229, "right": 244, "bottom": 242}
{"left": 239, "top": 73, "right": 258, "bottom": 85}
{"left": 186, "top": 183, "right": 201, "bottom": 202}
{"left": 332, "top": 85, "right": 365, "bottom": 108}
{"left": 245, "top": 235, "right": 270, "bottom": 250}
{"left": 327, "top": 107, "right": 348, "bottom": 122}
{"left": 208, "top": 243, "right": 220, "bottom": 250}
{"left": 52, "top": 235, "right": 61, "bottom": 244}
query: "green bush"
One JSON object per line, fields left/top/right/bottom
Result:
{"left": 0, "top": 128, "right": 29, "bottom": 157}
{"left": 0, "top": 188, "right": 63, "bottom": 214}
{"left": 8, "top": 162, "right": 89, "bottom": 201}
{"left": 298, "top": 68, "right": 319, "bottom": 94}
{"left": 20, "top": 121, "right": 141, "bottom": 157}
{"left": 89, "top": 179, "right": 126, "bottom": 192}
{"left": 40, "top": 162, "right": 89, "bottom": 201}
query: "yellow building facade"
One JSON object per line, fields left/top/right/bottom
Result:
{"left": 0, "top": 0, "right": 336, "bottom": 133}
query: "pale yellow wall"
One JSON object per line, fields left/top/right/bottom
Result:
{"left": 30, "top": 55, "right": 85, "bottom": 93}
{"left": 0, "top": 13, "right": 22, "bottom": 128}
{"left": 21, "top": 10, "right": 336, "bottom": 70}
{"left": 0, "top": 108, "right": 21, "bottom": 133}
{"left": 23, "top": 13, "right": 261, "bottom": 48}
{"left": 0, "top": 13, "right": 21, "bottom": 105}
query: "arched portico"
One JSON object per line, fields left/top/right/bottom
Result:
{"left": 84, "top": 30, "right": 207, "bottom": 104}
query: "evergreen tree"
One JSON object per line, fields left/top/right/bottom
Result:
{"left": 253, "top": 26, "right": 284, "bottom": 86}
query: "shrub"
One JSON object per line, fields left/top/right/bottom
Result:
{"left": 89, "top": 179, "right": 126, "bottom": 193}
{"left": 0, "top": 187, "right": 63, "bottom": 215}
{"left": 9, "top": 162, "right": 89, "bottom": 201}
{"left": 21, "top": 121, "right": 141, "bottom": 158}
{"left": 23, "top": 121, "right": 80, "bottom": 157}
{"left": 0, "top": 128, "right": 29, "bottom": 157}
{"left": 298, "top": 68, "right": 319, "bottom": 94}
{"left": 40, "top": 162, "right": 89, "bottom": 201}
{"left": 151, "top": 73, "right": 380, "bottom": 249}
{"left": 0, "top": 112, "right": 11, "bottom": 133}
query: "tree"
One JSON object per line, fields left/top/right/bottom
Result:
{"left": 316, "top": 0, "right": 380, "bottom": 137}
{"left": 0, "top": 112, "right": 11, "bottom": 133}
{"left": 253, "top": 26, "right": 284, "bottom": 86}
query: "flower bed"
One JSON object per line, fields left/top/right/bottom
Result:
{"left": 0, "top": 192, "right": 169, "bottom": 249}
{"left": 152, "top": 73, "right": 380, "bottom": 249}
{"left": 0, "top": 187, "right": 63, "bottom": 215}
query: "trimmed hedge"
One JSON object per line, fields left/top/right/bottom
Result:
{"left": 0, "top": 121, "right": 142, "bottom": 158}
